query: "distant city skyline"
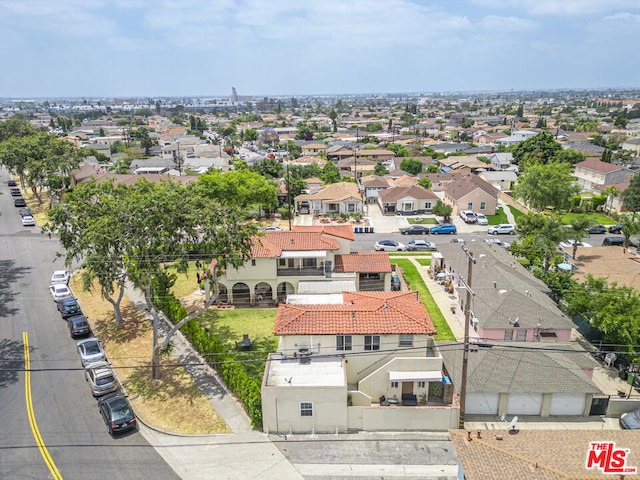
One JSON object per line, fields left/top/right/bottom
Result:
{"left": 1, "top": 0, "right": 639, "bottom": 98}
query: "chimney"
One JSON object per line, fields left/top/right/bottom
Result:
{"left": 352, "top": 312, "right": 356, "bottom": 320}
{"left": 476, "top": 430, "right": 482, "bottom": 439}
{"left": 493, "top": 281, "right": 497, "bottom": 289}
{"left": 383, "top": 302, "right": 387, "bottom": 311}
{"left": 466, "top": 430, "right": 472, "bottom": 441}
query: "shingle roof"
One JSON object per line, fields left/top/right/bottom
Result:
{"left": 449, "top": 429, "right": 640, "bottom": 480}
{"left": 378, "top": 185, "right": 439, "bottom": 202}
{"left": 294, "top": 182, "right": 360, "bottom": 202}
{"left": 334, "top": 252, "right": 392, "bottom": 273}
{"left": 274, "top": 290, "right": 436, "bottom": 336}
{"left": 442, "top": 174, "right": 499, "bottom": 200}
{"left": 251, "top": 231, "right": 341, "bottom": 258}
{"left": 575, "top": 158, "right": 625, "bottom": 173}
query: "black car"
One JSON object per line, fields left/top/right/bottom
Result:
{"left": 57, "top": 298, "right": 82, "bottom": 318}
{"left": 608, "top": 223, "right": 623, "bottom": 234}
{"left": 7, "top": 179, "right": 17, "bottom": 186}
{"left": 14, "top": 197, "right": 26, "bottom": 207}
{"left": 67, "top": 315, "right": 91, "bottom": 338}
{"left": 586, "top": 224, "right": 606, "bottom": 234}
{"left": 400, "top": 225, "right": 429, "bottom": 235}
{"left": 18, "top": 207, "right": 32, "bottom": 217}
{"left": 10, "top": 187, "right": 21, "bottom": 196}
{"left": 98, "top": 393, "right": 137, "bottom": 436}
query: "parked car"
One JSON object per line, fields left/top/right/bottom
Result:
{"left": 374, "top": 240, "right": 406, "bottom": 252}
{"left": 558, "top": 240, "right": 592, "bottom": 249}
{"left": 586, "top": 224, "right": 606, "bottom": 234}
{"left": 77, "top": 338, "right": 105, "bottom": 367}
{"left": 487, "top": 224, "right": 515, "bottom": 235}
{"left": 475, "top": 213, "right": 488, "bottom": 225}
{"left": 459, "top": 210, "right": 477, "bottom": 224}
{"left": 7, "top": 179, "right": 17, "bottom": 187}
{"left": 49, "top": 284, "right": 73, "bottom": 302}
{"left": 51, "top": 270, "right": 70, "bottom": 285}
{"left": 98, "top": 393, "right": 137, "bottom": 435}
{"left": 14, "top": 197, "right": 26, "bottom": 207}
{"left": 484, "top": 238, "right": 505, "bottom": 246}
{"left": 57, "top": 298, "right": 82, "bottom": 318}
{"left": 406, "top": 239, "right": 437, "bottom": 251}
{"left": 85, "top": 361, "right": 119, "bottom": 397}
{"left": 10, "top": 187, "right": 21, "bottom": 196}
{"left": 400, "top": 225, "right": 429, "bottom": 235}
{"left": 430, "top": 223, "right": 457, "bottom": 235}
{"left": 602, "top": 236, "right": 624, "bottom": 246}
{"left": 21, "top": 215, "right": 35, "bottom": 227}
{"left": 260, "top": 226, "right": 282, "bottom": 231}
{"left": 18, "top": 207, "right": 32, "bottom": 217}
{"left": 620, "top": 408, "right": 640, "bottom": 430}
{"left": 68, "top": 315, "right": 91, "bottom": 338}
{"left": 608, "top": 223, "right": 623, "bottom": 234}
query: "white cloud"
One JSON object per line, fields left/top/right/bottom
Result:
{"left": 471, "top": 0, "right": 638, "bottom": 16}
{"left": 479, "top": 15, "right": 537, "bottom": 31}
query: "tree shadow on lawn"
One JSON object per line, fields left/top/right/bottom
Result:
{"left": 125, "top": 362, "right": 204, "bottom": 404}
{"left": 92, "top": 303, "right": 149, "bottom": 345}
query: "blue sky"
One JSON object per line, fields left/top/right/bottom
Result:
{"left": 1, "top": 0, "right": 639, "bottom": 98}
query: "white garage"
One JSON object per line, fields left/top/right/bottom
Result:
{"left": 549, "top": 393, "right": 586, "bottom": 416}
{"left": 507, "top": 393, "right": 542, "bottom": 415}
{"left": 466, "top": 393, "right": 499, "bottom": 415}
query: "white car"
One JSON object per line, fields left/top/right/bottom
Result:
{"left": 50, "top": 284, "right": 73, "bottom": 302}
{"left": 21, "top": 215, "right": 36, "bottom": 226}
{"left": 261, "top": 226, "right": 282, "bottom": 231}
{"left": 374, "top": 240, "right": 406, "bottom": 252}
{"left": 475, "top": 213, "right": 488, "bottom": 225}
{"left": 77, "top": 338, "right": 106, "bottom": 367}
{"left": 51, "top": 270, "right": 70, "bottom": 285}
{"left": 487, "top": 224, "right": 515, "bottom": 235}
{"left": 559, "top": 240, "right": 592, "bottom": 249}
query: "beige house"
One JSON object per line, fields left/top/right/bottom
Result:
{"left": 573, "top": 159, "right": 636, "bottom": 193}
{"left": 301, "top": 143, "right": 328, "bottom": 157}
{"left": 214, "top": 226, "right": 394, "bottom": 304}
{"left": 294, "top": 182, "right": 363, "bottom": 216}
{"left": 261, "top": 291, "right": 458, "bottom": 434}
{"left": 440, "top": 173, "right": 500, "bottom": 216}
{"left": 377, "top": 185, "right": 439, "bottom": 215}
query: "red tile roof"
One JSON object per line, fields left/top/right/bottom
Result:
{"left": 251, "top": 231, "right": 341, "bottom": 258}
{"left": 274, "top": 290, "right": 436, "bottom": 336}
{"left": 292, "top": 225, "right": 355, "bottom": 241}
{"left": 334, "top": 252, "right": 392, "bottom": 273}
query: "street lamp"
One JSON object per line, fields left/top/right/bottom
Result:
{"left": 458, "top": 246, "right": 476, "bottom": 429}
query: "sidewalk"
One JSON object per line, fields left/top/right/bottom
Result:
{"left": 123, "top": 285, "right": 304, "bottom": 480}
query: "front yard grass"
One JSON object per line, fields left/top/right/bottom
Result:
{"left": 560, "top": 212, "right": 616, "bottom": 225}
{"left": 407, "top": 217, "right": 439, "bottom": 225}
{"left": 390, "top": 259, "right": 455, "bottom": 342}
{"left": 388, "top": 252, "right": 432, "bottom": 257}
{"left": 486, "top": 207, "right": 508, "bottom": 225}
{"left": 70, "top": 275, "right": 230, "bottom": 434}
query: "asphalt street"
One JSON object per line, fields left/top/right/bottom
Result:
{"left": 0, "top": 171, "right": 179, "bottom": 480}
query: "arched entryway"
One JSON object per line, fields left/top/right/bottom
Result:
{"left": 276, "top": 281, "right": 295, "bottom": 303}
{"left": 254, "top": 282, "right": 273, "bottom": 303}
{"left": 216, "top": 284, "right": 228, "bottom": 304}
{"left": 232, "top": 282, "right": 251, "bottom": 305}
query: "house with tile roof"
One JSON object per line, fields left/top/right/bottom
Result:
{"left": 214, "top": 226, "right": 394, "bottom": 305}
{"left": 261, "top": 291, "right": 459, "bottom": 434}
{"left": 450, "top": 429, "right": 640, "bottom": 479}
{"left": 294, "top": 181, "right": 363, "bottom": 216}
{"left": 573, "top": 159, "right": 636, "bottom": 193}
{"left": 377, "top": 185, "right": 440, "bottom": 216}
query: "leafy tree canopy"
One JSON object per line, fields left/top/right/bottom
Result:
{"left": 399, "top": 158, "right": 423, "bottom": 175}
{"left": 513, "top": 162, "right": 580, "bottom": 212}
{"left": 510, "top": 131, "right": 562, "bottom": 165}
{"left": 622, "top": 173, "right": 640, "bottom": 213}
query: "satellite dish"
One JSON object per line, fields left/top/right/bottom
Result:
{"left": 508, "top": 415, "right": 519, "bottom": 433}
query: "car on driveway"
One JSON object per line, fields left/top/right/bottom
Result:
{"left": 430, "top": 223, "right": 457, "bottom": 235}
{"left": 620, "top": 408, "right": 640, "bottom": 430}
{"left": 49, "top": 284, "right": 73, "bottom": 302}
{"left": 98, "top": 393, "right": 137, "bottom": 436}
{"left": 374, "top": 240, "right": 406, "bottom": 251}
{"left": 608, "top": 223, "right": 623, "bottom": 234}
{"left": 459, "top": 211, "right": 477, "bottom": 224}
{"left": 77, "top": 338, "right": 105, "bottom": 367}
{"left": 85, "top": 361, "right": 119, "bottom": 397}
{"left": 14, "top": 197, "right": 26, "bottom": 207}
{"left": 400, "top": 225, "right": 429, "bottom": 235}
{"left": 21, "top": 215, "right": 35, "bottom": 226}
{"left": 51, "top": 270, "right": 70, "bottom": 285}
{"left": 57, "top": 298, "right": 82, "bottom": 318}
{"left": 586, "top": 224, "right": 606, "bottom": 234}
{"left": 68, "top": 315, "right": 91, "bottom": 338}
{"left": 487, "top": 224, "right": 515, "bottom": 235}
{"left": 406, "top": 239, "right": 437, "bottom": 251}
{"left": 18, "top": 207, "right": 32, "bottom": 217}
{"left": 475, "top": 213, "right": 488, "bottom": 225}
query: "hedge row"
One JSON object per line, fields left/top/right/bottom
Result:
{"left": 152, "top": 286, "right": 263, "bottom": 428}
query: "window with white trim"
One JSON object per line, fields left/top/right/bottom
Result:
{"left": 480, "top": 201, "right": 486, "bottom": 210}
{"left": 336, "top": 335, "right": 352, "bottom": 351}
{"left": 390, "top": 381, "right": 399, "bottom": 388}
{"left": 300, "top": 402, "right": 313, "bottom": 417}
{"left": 399, "top": 334, "right": 414, "bottom": 347}
{"left": 418, "top": 381, "right": 426, "bottom": 388}
{"left": 504, "top": 329, "right": 513, "bottom": 341}
{"left": 516, "top": 329, "right": 527, "bottom": 342}
{"left": 364, "top": 335, "right": 380, "bottom": 351}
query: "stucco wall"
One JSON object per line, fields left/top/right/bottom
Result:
{"left": 348, "top": 405, "right": 459, "bottom": 431}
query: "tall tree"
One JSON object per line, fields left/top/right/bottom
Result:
{"left": 622, "top": 173, "right": 640, "bottom": 214}
{"left": 513, "top": 162, "right": 580, "bottom": 212}
{"left": 567, "top": 217, "right": 591, "bottom": 259}
{"left": 618, "top": 213, "right": 640, "bottom": 248}
{"left": 399, "top": 158, "right": 423, "bottom": 175}
{"left": 602, "top": 185, "right": 621, "bottom": 213}
{"left": 196, "top": 169, "right": 278, "bottom": 212}
{"left": 374, "top": 161, "right": 388, "bottom": 176}
{"left": 432, "top": 200, "right": 453, "bottom": 223}
{"left": 511, "top": 131, "right": 562, "bottom": 165}
{"left": 321, "top": 161, "right": 341, "bottom": 184}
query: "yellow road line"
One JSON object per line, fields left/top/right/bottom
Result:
{"left": 23, "top": 331, "right": 63, "bottom": 480}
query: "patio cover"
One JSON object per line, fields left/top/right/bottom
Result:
{"left": 388, "top": 371, "right": 443, "bottom": 382}
{"left": 280, "top": 250, "right": 327, "bottom": 258}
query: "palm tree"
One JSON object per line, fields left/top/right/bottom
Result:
{"left": 619, "top": 213, "right": 640, "bottom": 248}
{"left": 568, "top": 217, "right": 592, "bottom": 259}
{"left": 531, "top": 216, "right": 569, "bottom": 272}
{"left": 602, "top": 185, "right": 621, "bottom": 214}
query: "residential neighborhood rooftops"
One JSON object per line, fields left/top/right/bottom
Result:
{"left": 274, "top": 290, "right": 436, "bottom": 336}
{"left": 334, "top": 252, "right": 392, "bottom": 273}
{"left": 251, "top": 231, "right": 341, "bottom": 258}
{"left": 568, "top": 246, "right": 640, "bottom": 291}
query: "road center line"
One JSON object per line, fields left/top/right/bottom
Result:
{"left": 23, "top": 331, "right": 63, "bottom": 480}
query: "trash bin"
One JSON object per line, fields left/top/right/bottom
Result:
{"left": 364, "top": 227, "right": 370, "bottom": 233}
{"left": 628, "top": 373, "right": 636, "bottom": 386}
{"left": 369, "top": 227, "right": 374, "bottom": 233}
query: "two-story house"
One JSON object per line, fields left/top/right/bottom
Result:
{"left": 573, "top": 159, "right": 636, "bottom": 193}
{"left": 261, "top": 291, "right": 459, "bottom": 434}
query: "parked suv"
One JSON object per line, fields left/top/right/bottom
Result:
{"left": 608, "top": 224, "right": 623, "bottom": 234}
{"left": 487, "top": 224, "right": 515, "bottom": 235}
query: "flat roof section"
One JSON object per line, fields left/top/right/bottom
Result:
{"left": 265, "top": 355, "right": 345, "bottom": 388}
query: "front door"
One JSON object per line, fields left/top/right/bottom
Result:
{"left": 402, "top": 382, "right": 413, "bottom": 395}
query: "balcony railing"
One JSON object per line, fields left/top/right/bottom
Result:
{"left": 277, "top": 267, "right": 326, "bottom": 277}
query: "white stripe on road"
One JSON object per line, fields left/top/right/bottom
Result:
{"left": 293, "top": 463, "right": 458, "bottom": 477}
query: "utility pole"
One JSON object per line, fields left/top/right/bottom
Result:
{"left": 458, "top": 246, "right": 476, "bottom": 429}
{"left": 286, "top": 166, "right": 293, "bottom": 230}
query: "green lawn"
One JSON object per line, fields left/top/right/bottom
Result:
{"left": 390, "top": 259, "right": 455, "bottom": 342}
{"left": 509, "top": 205, "right": 527, "bottom": 224}
{"left": 560, "top": 212, "right": 616, "bottom": 225}
{"left": 407, "top": 217, "right": 439, "bottom": 225}
{"left": 199, "top": 308, "right": 279, "bottom": 379}
{"left": 388, "top": 252, "right": 433, "bottom": 258}
{"left": 415, "top": 258, "right": 431, "bottom": 266}
{"left": 486, "top": 206, "right": 508, "bottom": 225}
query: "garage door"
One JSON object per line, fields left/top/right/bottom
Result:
{"left": 507, "top": 393, "right": 542, "bottom": 415}
{"left": 549, "top": 393, "right": 586, "bottom": 416}
{"left": 466, "top": 393, "right": 499, "bottom": 415}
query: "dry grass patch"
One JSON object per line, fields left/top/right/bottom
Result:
{"left": 70, "top": 276, "right": 231, "bottom": 434}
